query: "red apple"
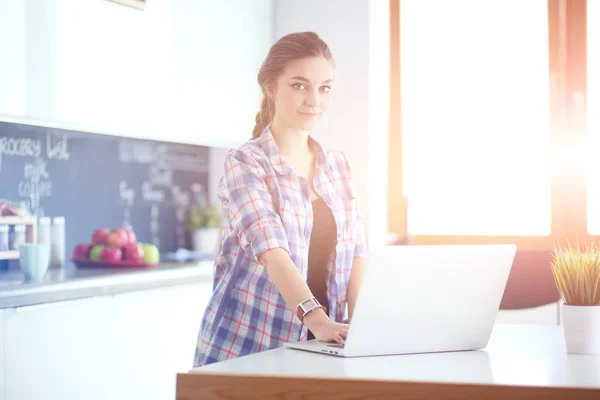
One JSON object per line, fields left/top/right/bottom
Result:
{"left": 122, "top": 243, "right": 144, "bottom": 263}
{"left": 72, "top": 243, "right": 93, "bottom": 259}
{"left": 92, "top": 229, "right": 111, "bottom": 246}
{"left": 124, "top": 227, "right": 137, "bottom": 245}
{"left": 107, "top": 228, "right": 130, "bottom": 248}
{"left": 106, "top": 231, "right": 127, "bottom": 248}
{"left": 100, "top": 247, "right": 122, "bottom": 263}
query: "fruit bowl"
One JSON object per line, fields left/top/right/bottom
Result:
{"left": 71, "top": 257, "right": 158, "bottom": 269}
{"left": 72, "top": 227, "right": 161, "bottom": 269}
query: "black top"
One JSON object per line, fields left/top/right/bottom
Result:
{"left": 306, "top": 197, "right": 337, "bottom": 340}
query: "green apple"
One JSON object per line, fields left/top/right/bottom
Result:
{"left": 90, "top": 245, "right": 104, "bottom": 261}
{"left": 141, "top": 244, "right": 160, "bottom": 264}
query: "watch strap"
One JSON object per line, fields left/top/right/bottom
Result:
{"left": 296, "top": 297, "right": 327, "bottom": 323}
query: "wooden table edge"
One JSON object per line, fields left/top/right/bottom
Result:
{"left": 176, "top": 372, "right": 600, "bottom": 400}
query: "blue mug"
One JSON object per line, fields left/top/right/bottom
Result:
{"left": 19, "top": 243, "right": 50, "bottom": 281}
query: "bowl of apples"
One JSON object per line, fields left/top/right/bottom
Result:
{"left": 71, "top": 227, "right": 160, "bottom": 268}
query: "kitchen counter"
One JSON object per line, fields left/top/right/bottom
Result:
{"left": 0, "top": 259, "right": 215, "bottom": 309}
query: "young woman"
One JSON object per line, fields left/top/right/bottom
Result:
{"left": 194, "top": 31, "right": 368, "bottom": 366}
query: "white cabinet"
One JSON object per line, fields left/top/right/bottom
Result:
{"left": 170, "top": 0, "right": 273, "bottom": 148}
{"left": 3, "top": 281, "right": 213, "bottom": 400}
{"left": 0, "top": 0, "right": 274, "bottom": 147}
{"left": 52, "top": 0, "right": 176, "bottom": 142}
{"left": 0, "top": 0, "right": 174, "bottom": 141}
{"left": 0, "top": 310, "right": 5, "bottom": 400}
{"left": 5, "top": 297, "right": 115, "bottom": 400}
{"left": 0, "top": 1, "right": 26, "bottom": 117}
{"left": 107, "top": 282, "right": 212, "bottom": 400}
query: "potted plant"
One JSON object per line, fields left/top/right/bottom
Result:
{"left": 551, "top": 241, "right": 600, "bottom": 354}
{"left": 185, "top": 204, "right": 221, "bottom": 255}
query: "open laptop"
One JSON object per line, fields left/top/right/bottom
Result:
{"left": 284, "top": 244, "right": 517, "bottom": 357}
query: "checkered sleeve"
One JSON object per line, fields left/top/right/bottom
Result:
{"left": 340, "top": 152, "right": 369, "bottom": 260}
{"left": 220, "top": 149, "right": 290, "bottom": 259}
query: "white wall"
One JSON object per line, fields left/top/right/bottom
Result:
{"left": 367, "top": 0, "right": 391, "bottom": 248}
{"left": 269, "top": 0, "right": 390, "bottom": 247}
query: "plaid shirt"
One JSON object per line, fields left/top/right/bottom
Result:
{"left": 194, "top": 125, "right": 368, "bottom": 366}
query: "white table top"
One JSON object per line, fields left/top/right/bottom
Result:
{"left": 190, "top": 324, "right": 600, "bottom": 389}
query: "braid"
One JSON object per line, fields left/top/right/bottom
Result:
{"left": 251, "top": 95, "right": 274, "bottom": 139}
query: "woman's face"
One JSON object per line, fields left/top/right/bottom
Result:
{"left": 270, "top": 56, "right": 335, "bottom": 133}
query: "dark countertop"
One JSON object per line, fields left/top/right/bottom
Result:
{"left": 0, "top": 259, "right": 215, "bottom": 309}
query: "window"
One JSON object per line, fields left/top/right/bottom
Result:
{"left": 587, "top": 0, "right": 600, "bottom": 234}
{"left": 399, "top": 0, "right": 551, "bottom": 236}
{"left": 389, "top": 0, "right": 591, "bottom": 247}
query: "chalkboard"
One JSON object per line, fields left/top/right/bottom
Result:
{"left": 0, "top": 120, "right": 210, "bottom": 256}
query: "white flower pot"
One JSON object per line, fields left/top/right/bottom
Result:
{"left": 561, "top": 304, "right": 600, "bottom": 354}
{"left": 191, "top": 228, "right": 220, "bottom": 255}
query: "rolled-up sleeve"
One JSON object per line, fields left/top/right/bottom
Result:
{"left": 219, "top": 149, "right": 290, "bottom": 259}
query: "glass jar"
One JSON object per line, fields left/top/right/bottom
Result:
{"left": 38, "top": 217, "right": 51, "bottom": 245}
{"left": 50, "top": 216, "right": 66, "bottom": 266}
{"left": 10, "top": 224, "right": 26, "bottom": 250}
{"left": 0, "top": 224, "right": 9, "bottom": 251}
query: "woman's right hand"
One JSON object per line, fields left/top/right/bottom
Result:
{"left": 303, "top": 309, "right": 349, "bottom": 344}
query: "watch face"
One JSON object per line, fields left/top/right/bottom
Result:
{"left": 301, "top": 298, "right": 319, "bottom": 312}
